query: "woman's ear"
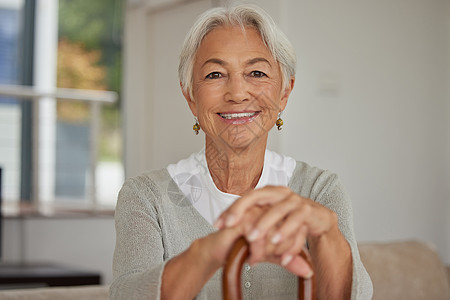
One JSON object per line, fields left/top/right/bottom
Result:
{"left": 181, "top": 82, "right": 197, "bottom": 116}
{"left": 280, "top": 76, "right": 295, "bottom": 111}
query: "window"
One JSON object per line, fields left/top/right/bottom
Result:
{"left": 0, "top": 0, "right": 124, "bottom": 213}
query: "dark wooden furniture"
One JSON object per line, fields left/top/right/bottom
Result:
{"left": 0, "top": 263, "right": 101, "bottom": 289}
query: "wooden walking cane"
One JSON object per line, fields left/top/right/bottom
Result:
{"left": 223, "top": 237, "right": 316, "bottom": 300}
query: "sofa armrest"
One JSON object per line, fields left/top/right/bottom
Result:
{"left": 447, "top": 266, "right": 450, "bottom": 291}
{"left": 359, "top": 240, "right": 450, "bottom": 300}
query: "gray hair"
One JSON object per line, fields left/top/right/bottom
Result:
{"left": 178, "top": 4, "right": 297, "bottom": 98}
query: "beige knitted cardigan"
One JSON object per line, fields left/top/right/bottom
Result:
{"left": 110, "top": 161, "right": 373, "bottom": 299}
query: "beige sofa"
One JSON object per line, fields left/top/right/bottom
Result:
{"left": 359, "top": 240, "right": 450, "bottom": 300}
{"left": 0, "top": 240, "right": 449, "bottom": 300}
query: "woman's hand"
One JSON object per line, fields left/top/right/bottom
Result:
{"left": 162, "top": 206, "right": 267, "bottom": 300}
{"left": 214, "top": 186, "right": 338, "bottom": 278}
{"left": 195, "top": 205, "right": 268, "bottom": 270}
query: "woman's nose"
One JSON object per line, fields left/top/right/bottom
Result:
{"left": 225, "top": 75, "right": 249, "bottom": 103}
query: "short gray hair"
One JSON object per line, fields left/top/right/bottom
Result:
{"left": 178, "top": 4, "right": 296, "bottom": 98}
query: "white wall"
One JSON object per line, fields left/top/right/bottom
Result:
{"left": 280, "top": 0, "right": 449, "bottom": 263}
{"left": 123, "top": 0, "right": 450, "bottom": 264}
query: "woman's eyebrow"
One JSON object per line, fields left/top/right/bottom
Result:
{"left": 202, "top": 58, "right": 226, "bottom": 68}
{"left": 201, "top": 57, "right": 271, "bottom": 68}
{"left": 246, "top": 57, "right": 271, "bottom": 67}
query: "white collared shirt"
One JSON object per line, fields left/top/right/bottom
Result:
{"left": 167, "top": 149, "right": 296, "bottom": 225}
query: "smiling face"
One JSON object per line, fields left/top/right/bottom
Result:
{"left": 183, "top": 25, "right": 294, "bottom": 152}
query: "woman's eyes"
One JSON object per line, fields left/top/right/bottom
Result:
{"left": 205, "top": 70, "right": 267, "bottom": 79}
{"left": 205, "top": 72, "right": 223, "bottom": 79}
{"left": 250, "top": 70, "right": 267, "bottom": 78}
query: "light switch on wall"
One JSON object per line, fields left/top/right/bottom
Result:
{"left": 317, "top": 73, "right": 340, "bottom": 98}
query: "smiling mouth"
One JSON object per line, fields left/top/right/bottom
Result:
{"left": 218, "top": 112, "right": 259, "bottom": 119}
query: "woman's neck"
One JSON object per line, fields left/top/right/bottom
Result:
{"left": 205, "top": 137, "right": 266, "bottom": 196}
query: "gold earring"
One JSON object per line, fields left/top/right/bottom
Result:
{"left": 276, "top": 113, "right": 283, "bottom": 131}
{"left": 193, "top": 118, "right": 200, "bottom": 135}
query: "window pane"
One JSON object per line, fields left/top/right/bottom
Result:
{"left": 0, "top": 0, "right": 24, "bottom": 203}
{"left": 56, "top": 0, "right": 123, "bottom": 207}
{"left": 54, "top": 100, "right": 91, "bottom": 202}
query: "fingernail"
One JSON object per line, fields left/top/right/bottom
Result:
{"left": 248, "top": 229, "right": 259, "bottom": 242}
{"left": 281, "top": 255, "right": 293, "bottom": 266}
{"left": 305, "top": 269, "right": 314, "bottom": 279}
{"left": 213, "top": 218, "right": 223, "bottom": 229}
{"left": 271, "top": 233, "right": 282, "bottom": 244}
{"left": 225, "top": 215, "right": 236, "bottom": 227}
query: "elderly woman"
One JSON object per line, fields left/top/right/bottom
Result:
{"left": 111, "top": 5, "right": 372, "bottom": 300}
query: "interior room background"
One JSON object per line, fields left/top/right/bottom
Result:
{"left": 1, "top": 0, "right": 449, "bottom": 285}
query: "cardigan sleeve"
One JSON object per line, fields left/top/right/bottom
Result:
{"left": 289, "top": 162, "right": 373, "bottom": 299}
{"left": 312, "top": 171, "right": 373, "bottom": 300}
{"left": 110, "top": 176, "right": 167, "bottom": 300}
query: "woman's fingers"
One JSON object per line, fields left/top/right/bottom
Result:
{"left": 271, "top": 224, "right": 308, "bottom": 257}
{"left": 246, "top": 193, "right": 306, "bottom": 242}
{"left": 283, "top": 253, "right": 314, "bottom": 279}
{"left": 214, "top": 186, "right": 292, "bottom": 229}
{"left": 247, "top": 238, "right": 267, "bottom": 265}
{"left": 200, "top": 225, "right": 243, "bottom": 267}
{"left": 249, "top": 219, "right": 307, "bottom": 265}
{"left": 249, "top": 247, "right": 314, "bottom": 279}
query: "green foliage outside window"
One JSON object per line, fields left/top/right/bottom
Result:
{"left": 57, "top": 0, "right": 123, "bottom": 162}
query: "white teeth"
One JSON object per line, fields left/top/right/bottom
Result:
{"left": 219, "top": 112, "right": 256, "bottom": 119}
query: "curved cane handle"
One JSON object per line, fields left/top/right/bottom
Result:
{"left": 223, "top": 237, "right": 316, "bottom": 300}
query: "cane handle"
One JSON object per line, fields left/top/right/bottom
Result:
{"left": 223, "top": 237, "right": 316, "bottom": 300}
